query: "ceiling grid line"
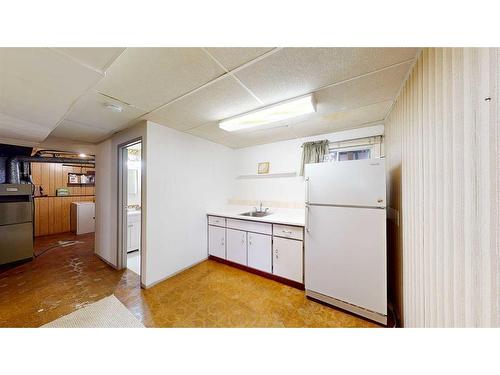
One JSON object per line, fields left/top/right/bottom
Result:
{"left": 140, "top": 47, "right": 283, "bottom": 117}
{"left": 201, "top": 47, "right": 265, "bottom": 105}
{"left": 308, "top": 57, "right": 418, "bottom": 96}
{"left": 141, "top": 49, "right": 414, "bottom": 138}
{"left": 0, "top": 47, "right": 420, "bottom": 148}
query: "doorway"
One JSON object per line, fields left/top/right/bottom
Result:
{"left": 118, "top": 140, "right": 142, "bottom": 278}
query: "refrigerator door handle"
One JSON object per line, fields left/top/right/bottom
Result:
{"left": 305, "top": 204, "right": 310, "bottom": 233}
{"left": 305, "top": 177, "right": 310, "bottom": 204}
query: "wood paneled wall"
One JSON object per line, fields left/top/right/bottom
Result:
{"left": 385, "top": 48, "right": 499, "bottom": 327}
{"left": 31, "top": 163, "right": 95, "bottom": 237}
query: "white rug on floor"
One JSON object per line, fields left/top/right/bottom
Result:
{"left": 41, "top": 295, "right": 144, "bottom": 328}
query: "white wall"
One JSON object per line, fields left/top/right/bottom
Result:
{"left": 95, "top": 120, "right": 382, "bottom": 288}
{"left": 144, "top": 121, "right": 234, "bottom": 286}
{"left": 94, "top": 122, "right": 147, "bottom": 270}
{"left": 385, "top": 48, "right": 500, "bottom": 327}
{"left": 230, "top": 125, "right": 384, "bottom": 207}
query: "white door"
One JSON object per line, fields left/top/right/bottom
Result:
{"left": 305, "top": 159, "right": 386, "bottom": 207}
{"left": 226, "top": 228, "right": 247, "bottom": 265}
{"left": 273, "top": 237, "right": 303, "bottom": 283}
{"left": 247, "top": 232, "right": 272, "bottom": 273}
{"left": 208, "top": 225, "right": 226, "bottom": 258}
{"left": 305, "top": 205, "right": 387, "bottom": 314}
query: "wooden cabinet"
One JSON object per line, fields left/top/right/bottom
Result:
{"left": 273, "top": 237, "right": 303, "bottom": 283}
{"left": 226, "top": 228, "right": 247, "bottom": 265}
{"left": 208, "top": 225, "right": 226, "bottom": 258}
{"left": 247, "top": 232, "right": 272, "bottom": 273}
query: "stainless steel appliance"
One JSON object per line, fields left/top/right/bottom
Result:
{"left": 0, "top": 184, "right": 34, "bottom": 265}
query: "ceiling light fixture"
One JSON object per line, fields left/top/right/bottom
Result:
{"left": 219, "top": 94, "right": 316, "bottom": 132}
{"left": 105, "top": 103, "right": 123, "bottom": 113}
{"left": 79, "top": 153, "right": 87, "bottom": 158}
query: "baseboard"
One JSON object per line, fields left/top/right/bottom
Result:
{"left": 141, "top": 257, "right": 209, "bottom": 289}
{"left": 306, "top": 289, "right": 387, "bottom": 326}
{"left": 208, "top": 255, "right": 305, "bottom": 290}
{"left": 94, "top": 252, "right": 118, "bottom": 270}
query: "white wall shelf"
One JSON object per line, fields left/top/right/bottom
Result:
{"left": 236, "top": 172, "right": 297, "bottom": 179}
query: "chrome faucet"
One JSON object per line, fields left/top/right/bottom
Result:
{"left": 253, "top": 202, "right": 269, "bottom": 213}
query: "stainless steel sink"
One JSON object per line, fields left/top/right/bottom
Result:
{"left": 240, "top": 211, "right": 271, "bottom": 217}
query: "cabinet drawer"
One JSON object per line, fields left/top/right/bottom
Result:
{"left": 226, "top": 218, "right": 272, "bottom": 235}
{"left": 208, "top": 216, "right": 226, "bottom": 227}
{"left": 273, "top": 224, "right": 303, "bottom": 240}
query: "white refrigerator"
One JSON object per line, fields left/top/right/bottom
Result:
{"left": 304, "top": 158, "right": 387, "bottom": 325}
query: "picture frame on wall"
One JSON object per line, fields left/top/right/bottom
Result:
{"left": 68, "top": 173, "right": 80, "bottom": 184}
{"left": 258, "top": 162, "right": 270, "bottom": 174}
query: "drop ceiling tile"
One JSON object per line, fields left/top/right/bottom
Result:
{"left": 290, "top": 101, "right": 392, "bottom": 138}
{"left": 96, "top": 48, "right": 226, "bottom": 111}
{"left": 145, "top": 76, "right": 261, "bottom": 131}
{"left": 185, "top": 121, "right": 229, "bottom": 141}
{"left": 53, "top": 47, "right": 125, "bottom": 71}
{"left": 235, "top": 47, "right": 418, "bottom": 104}
{"left": 205, "top": 48, "right": 274, "bottom": 70}
{"left": 49, "top": 120, "right": 111, "bottom": 143}
{"left": 0, "top": 112, "right": 50, "bottom": 142}
{"left": 66, "top": 91, "right": 146, "bottom": 132}
{"left": 218, "top": 125, "right": 297, "bottom": 149}
{"left": 0, "top": 48, "right": 102, "bottom": 131}
{"left": 314, "top": 61, "right": 412, "bottom": 114}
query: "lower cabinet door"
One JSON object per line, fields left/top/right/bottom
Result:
{"left": 226, "top": 228, "right": 247, "bottom": 266}
{"left": 129, "top": 222, "right": 140, "bottom": 251}
{"left": 273, "top": 237, "right": 303, "bottom": 283}
{"left": 126, "top": 223, "right": 133, "bottom": 252}
{"left": 208, "top": 225, "right": 226, "bottom": 258}
{"left": 247, "top": 232, "right": 272, "bottom": 273}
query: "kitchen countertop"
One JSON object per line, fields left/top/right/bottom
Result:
{"left": 207, "top": 205, "right": 305, "bottom": 227}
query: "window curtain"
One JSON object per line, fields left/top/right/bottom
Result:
{"left": 299, "top": 140, "right": 329, "bottom": 176}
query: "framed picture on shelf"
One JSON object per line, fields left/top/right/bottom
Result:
{"left": 258, "top": 162, "right": 270, "bottom": 174}
{"left": 68, "top": 173, "right": 80, "bottom": 184}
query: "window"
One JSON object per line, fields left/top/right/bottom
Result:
{"left": 324, "top": 145, "right": 373, "bottom": 162}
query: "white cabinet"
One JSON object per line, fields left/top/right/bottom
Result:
{"left": 273, "top": 237, "right": 303, "bottom": 283}
{"left": 273, "top": 224, "right": 303, "bottom": 241}
{"left": 70, "top": 202, "right": 95, "bottom": 235}
{"left": 226, "top": 219, "right": 272, "bottom": 235}
{"left": 127, "top": 212, "right": 141, "bottom": 253}
{"left": 208, "top": 216, "right": 226, "bottom": 227}
{"left": 247, "top": 232, "right": 272, "bottom": 273}
{"left": 208, "top": 225, "right": 226, "bottom": 258}
{"left": 207, "top": 214, "right": 304, "bottom": 285}
{"left": 226, "top": 228, "right": 247, "bottom": 266}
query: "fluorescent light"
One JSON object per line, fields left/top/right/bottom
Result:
{"left": 219, "top": 94, "right": 316, "bottom": 132}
